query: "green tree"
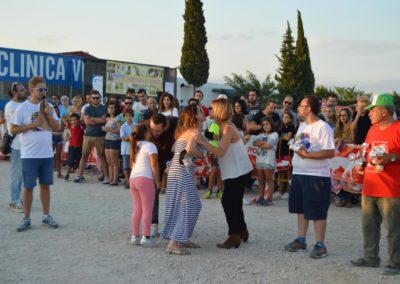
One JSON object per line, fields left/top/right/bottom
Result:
{"left": 180, "top": 0, "right": 209, "bottom": 88}
{"left": 224, "top": 71, "right": 276, "bottom": 104}
{"left": 275, "top": 21, "right": 299, "bottom": 100}
{"left": 295, "top": 10, "right": 315, "bottom": 96}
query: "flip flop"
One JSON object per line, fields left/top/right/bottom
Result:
{"left": 165, "top": 246, "right": 191, "bottom": 255}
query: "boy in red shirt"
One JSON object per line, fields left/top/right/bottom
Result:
{"left": 64, "top": 113, "right": 85, "bottom": 181}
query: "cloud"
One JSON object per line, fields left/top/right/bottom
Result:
{"left": 35, "top": 34, "right": 71, "bottom": 43}
{"left": 309, "top": 37, "right": 400, "bottom": 54}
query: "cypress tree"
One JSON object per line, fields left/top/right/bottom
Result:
{"left": 295, "top": 10, "right": 315, "bottom": 96}
{"left": 275, "top": 22, "right": 298, "bottom": 98}
{"left": 180, "top": 0, "right": 209, "bottom": 88}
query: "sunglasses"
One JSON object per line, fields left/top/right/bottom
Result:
{"left": 33, "top": 88, "right": 48, "bottom": 93}
{"left": 92, "top": 97, "right": 100, "bottom": 100}
{"left": 284, "top": 101, "right": 292, "bottom": 105}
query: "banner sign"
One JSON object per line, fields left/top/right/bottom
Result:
{"left": 106, "top": 60, "right": 164, "bottom": 96}
{"left": 0, "top": 47, "right": 83, "bottom": 88}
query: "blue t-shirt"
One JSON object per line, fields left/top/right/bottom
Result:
{"left": 120, "top": 121, "right": 136, "bottom": 155}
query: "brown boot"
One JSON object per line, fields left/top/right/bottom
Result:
{"left": 240, "top": 229, "right": 249, "bottom": 243}
{"left": 217, "top": 234, "right": 241, "bottom": 249}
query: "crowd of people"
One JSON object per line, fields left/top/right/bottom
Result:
{"left": 2, "top": 76, "right": 400, "bottom": 275}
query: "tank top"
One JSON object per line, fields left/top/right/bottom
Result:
{"left": 219, "top": 136, "right": 253, "bottom": 180}
{"left": 105, "top": 118, "right": 120, "bottom": 141}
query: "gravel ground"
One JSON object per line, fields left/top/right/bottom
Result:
{"left": 0, "top": 160, "right": 398, "bottom": 284}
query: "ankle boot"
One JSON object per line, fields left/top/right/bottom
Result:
{"left": 217, "top": 234, "right": 241, "bottom": 249}
{"left": 240, "top": 229, "right": 249, "bottom": 242}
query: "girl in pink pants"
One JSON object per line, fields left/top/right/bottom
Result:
{"left": 129, "top": 124, "right": 160, "bottom": 247}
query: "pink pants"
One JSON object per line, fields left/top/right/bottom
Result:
{"left": 130, "top": 177, "right": 155, "bottom": 237}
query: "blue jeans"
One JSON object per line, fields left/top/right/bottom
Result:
{"left": 10, "top": 148, "right": 23, "bottom": 204}
{"left": 362, "top": 196, "right": 400, "bottom": 267}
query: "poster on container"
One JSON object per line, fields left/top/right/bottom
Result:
{"left": 92, "top": 75, "right": 104, "bottom": 103}
{"left": 106, "top": 60, "right": 164, "bottom": 96}
{"left": 0, "top": 47, "right": 83, "bottom": 88}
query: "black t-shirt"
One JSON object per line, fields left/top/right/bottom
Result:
{"left": 353, "top": 111, "right": 372, "bottom": 144}
{"left": 150, "top": 117, "right": 178, "bottom": 174}
{"left": 247, "top": 104, "right": 263, "bottom": 121}
{"left": 278, "top": 124, "right": 296, "bottom": 157}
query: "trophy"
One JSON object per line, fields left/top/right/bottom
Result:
{"left": 351, "top": 142, "right": 368, "bottom": 167}
{"left": 369, "top": 145, "right": 386, "bottom": 172}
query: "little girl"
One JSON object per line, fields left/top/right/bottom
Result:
{"left": 253, "top": 117, "right": 278, "bottom": 206}
{"left": 129, "top": 123, "right": 161, "bottom": 247}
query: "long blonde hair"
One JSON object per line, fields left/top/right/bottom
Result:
{"left": 334, "top": 108, "right": 354, "bottom": 143}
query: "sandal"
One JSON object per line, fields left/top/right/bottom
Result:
{"left": 165, "top": 246, "right": 191, "bottom": 255}
{"left": 178, "top": 241, "right": 201, "bottom": 248}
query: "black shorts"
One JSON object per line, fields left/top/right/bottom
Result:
{"left": 104, "top": 139, "right": 121, "bottom": 150}
{"left": 288, "top": 174, "right": 331, "bottom": 220}
{"left": 67, "top": 146, "right": 82, "bottom": 167}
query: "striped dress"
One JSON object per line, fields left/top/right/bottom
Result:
{"left": 162, "top": 139, "right": 201, "bottom": 243}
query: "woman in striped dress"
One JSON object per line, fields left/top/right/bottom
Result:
{"left": 162, "top": 104, "right": 205, "bottom": 255}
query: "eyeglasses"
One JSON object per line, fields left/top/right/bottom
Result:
{"left": 33, "top": 88, "right": 48, "bottom": 93}
{"left": 284, "top": 101, "right": 293, "bottom": 105}
{"left": 92, "top": 97, "right": 100, "bottom": 100}
{"left": 124, "top": 102, "right": 132, "bottom": 105}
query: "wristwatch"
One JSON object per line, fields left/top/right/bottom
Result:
{"left": 390, "top": 155, "right": 396, "bottom": 162}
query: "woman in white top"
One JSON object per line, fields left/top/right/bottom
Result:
{"left": 159, "top": 93, "right": 179, "bottom": 117}
{"left": 129, "top": 123, "right": 160, "bottom": 247}
{"left": 196, "top": 98, "right": 253, "bottom": 249}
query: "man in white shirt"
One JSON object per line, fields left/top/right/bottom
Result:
{"left": 10, "top": 76, "right": 60, "bottom": 232}
{"left": 284, "top": 95, "right": 335, "bottom": 259}
{"left": 4, "top": 82, "right": 26, "bottom": 213}
{"left": 133, "top": 89, "right": 149, "bottom": 123}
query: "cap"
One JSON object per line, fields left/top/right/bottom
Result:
{"left": 365, "top": 93, "right": 394, "bottom": 110}
{"left": 217, "top": 94, "right": 228, "bottom": 100}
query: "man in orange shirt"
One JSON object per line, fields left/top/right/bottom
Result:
{"left": 350, "top": 93, "right": 400, "bottom": 276}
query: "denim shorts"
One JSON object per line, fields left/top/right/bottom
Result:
{"left": 21, "top": 158, "right": 54, "bottom": 189}
{"left": 52, "top": 134, "right": 63, "bottom": 145}
{"left": 289, "top": 174, "right": 331, "bottom": 220}
{"left": 104, "top": 139, "right": 121, "bottom": 150}
{"left": 122, "top": 154, "right": 131, "bottom": 170}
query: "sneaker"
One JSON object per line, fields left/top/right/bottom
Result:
{"left": 17, "top": 217, "right": 31, "bottom": 232}
{"left": 98, "top": 176, "right": 104, "bottom": 182}
{"left": 74, "top": 176, "right": 85, "bottom": 183}
{"left": 272, "top": 192, "right": 282, "bottom": 200}
{"left": 12, "top": 203, "right": 24, "bottom": 213}
{"left": 130, "top": 235, "right": 141, "bottom": 245}
{"left": 309, "top": 243, "right": 328, "bottom": 259}
{"left": 350, "top": 258, "right": 380, "bottom": 268}
{"left": 216, "top": 190, "right": 223, "bottom": 199}
{"left": 140, "top": 236, "right": 155, "bottom": 247}
{"left": 203, "top": 191, "right": 212, "bottom": 199}
{"left": 42, "top": 215, "right": 59, "bottom": 229}
{"left": 256, "top": 197, "right": 269, "bottom": 206}
{"left": 102, "top": 179, "right": 109, "bottom": 185}
{"left": 281, "top": 192, "right": 289, "bottom": 200}
{"left": 285, "top": 238, "right": 307, "bottom": 252}
{"left": 64, "top": 174, "right": 69, "bottom": 181}
{"left": 382, "top": 265, "right": 400, "bottom": 275}
{"left": 151, "top": 224, "right": 160, "bottom": 238}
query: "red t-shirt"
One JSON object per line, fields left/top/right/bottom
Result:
{"left": 200, "top": 105, "right": 209, "bottom": 117}
{"left": 363, "top": 121, "right": 400, "bottom": 198}
{"left": 67, "top": 123, "right": 85, "bottom": 148}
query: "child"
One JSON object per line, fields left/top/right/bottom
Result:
{"left": 202, "top": 121, "right": 223, "bottom": 199}
{"left": 275, "top": 111, "right": 295, "bottom": 199}
{"left": 64, "top": 113, "right": 85, "bottom": 181}
{"left": 129, "top": 123, "right": 161, "bottom": 247}
{"left": 120, "top": 109, "right": 136, "bottom": 189}
{"left": 253, "top": 117, "right": 278, "bottom": 205}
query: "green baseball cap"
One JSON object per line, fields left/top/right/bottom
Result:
{"left": 365, "top": 93, "right": 394, "bottom": 110}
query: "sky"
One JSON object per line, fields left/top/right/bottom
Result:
{"left": 1, "top": 0, "right": 400, "bottom": 93}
